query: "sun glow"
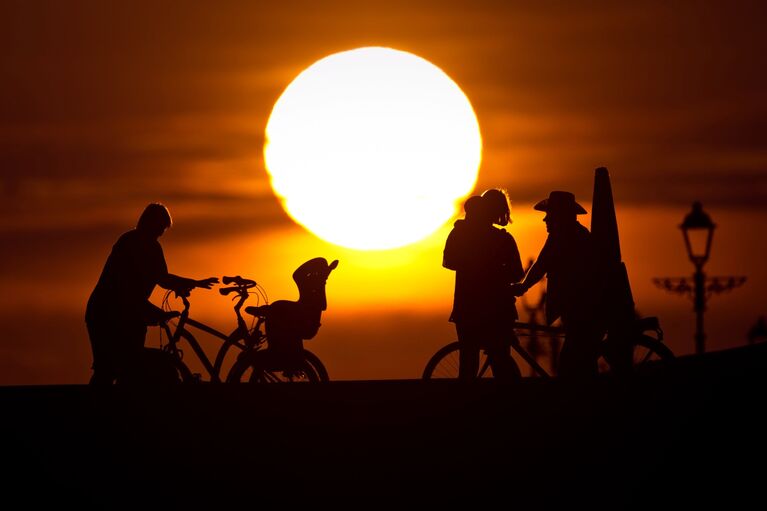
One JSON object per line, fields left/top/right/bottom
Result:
{"left": 264, "top": 47, "right": 482, "bottom": 250}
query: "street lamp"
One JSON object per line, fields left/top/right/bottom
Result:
{"left": 682, "top": 202, "right": 714, "bottom": 355}
{"left": 680, "top": 201, "right": 715, "bottom": 268}
{"left": 653, "top": 202, "right": 746, "bottom": 355}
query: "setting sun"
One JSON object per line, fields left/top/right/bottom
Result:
{"left": 264, "top": 47, "right": 482, "bottom": 250}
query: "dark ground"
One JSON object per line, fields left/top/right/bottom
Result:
{"left": 2, "top": 343, "right": 766, "bottom": 509}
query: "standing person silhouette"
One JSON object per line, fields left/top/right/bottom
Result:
{"left": 510, "top": 191, "right": 601, "bottom": 378}
{"left": 443, "top": 189, "right": 525, "bottom": 380}
{"left": 85, "top": 203, "right": 219, "bottom": 385}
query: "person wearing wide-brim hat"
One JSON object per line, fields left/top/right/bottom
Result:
{"left": 533, "top": 190, "right": 588, "bottom": 216}
{"left": 510, "top": 191, "right": 602, "bottom": 378}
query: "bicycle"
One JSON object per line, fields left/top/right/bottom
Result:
{"left": 227, "top": 257, "right": 339, "bottom": 383}
{"left": 155, "top": 275, "right": 329, "bottom": 383}
{"left": 422, "top": 316, "right": 674, "bottom": 379}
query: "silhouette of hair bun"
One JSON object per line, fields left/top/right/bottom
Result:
{"left": 481, "top": 188, "right": 512, "bottom": 225}
{"left": 463, "top": 195, "right": 484, "bottom": 216}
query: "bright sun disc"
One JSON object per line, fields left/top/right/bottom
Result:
{"left": 264, "top": 47, "right": 482, "bottom": 250}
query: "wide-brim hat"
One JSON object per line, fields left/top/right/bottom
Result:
{"left": 533, "top": 191, "right": 587, "bottom": 215}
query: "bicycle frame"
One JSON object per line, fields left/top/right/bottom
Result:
{"left": 487, "top": 322, "right": 563, "bottom": 378}
{"left": 476, "top": 319, "right": 666, "bottom": 379}
{"left": 510, "top": 323, "right": 557, "bottom": 378}
{"left": 160, "top": 290, "right": 263, "bottom": 383}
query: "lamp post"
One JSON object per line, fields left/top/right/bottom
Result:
{"left": 653, "top": 202, "right": 746, "bottom": 354}
{"left": 682, "top": 201, "right": 715, "bottom": 355}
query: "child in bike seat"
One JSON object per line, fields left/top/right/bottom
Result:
{"left": 246, "top": 257, "right": 338, "bottom": 369}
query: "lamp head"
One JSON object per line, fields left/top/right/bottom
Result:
{"left": 680, "top": 202, "right": 716, "bottom": 267}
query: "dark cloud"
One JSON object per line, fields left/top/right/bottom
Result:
{"left": 1, "top": 0, "right": 766, "bottom": 234}
{"left": 616, "top": 171, "right": 767, "bottom": 209}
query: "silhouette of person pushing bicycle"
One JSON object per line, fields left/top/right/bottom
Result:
{"left": 85, "top": 203, "right": 219, "bottom": 385}
{"left": 510, "top": 191, "right": 602, "bottom": 379}
{"left": 443, "top": 189, "right": 525, "bottom": 380}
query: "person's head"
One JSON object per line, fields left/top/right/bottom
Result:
{"left": 533, "top": 191, "right": 586, "bottom": 233}
{"left": 463, "top": 195, "right": 485, "bottom": 221}
{"left": 137, "top": 203, "right": 172, "bottom": 239}
{"left": 481, "top": 188, "right": 511, "bottom": 226}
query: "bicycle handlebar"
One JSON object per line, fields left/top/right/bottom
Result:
{"left": 219, "top": 276, "right": 257, "bottom": 296}
{"left": 222, "top": 275, "right": 256, "bottom": 286}
{"left": 175, "top": 287, "right": 193, "bottom": 298}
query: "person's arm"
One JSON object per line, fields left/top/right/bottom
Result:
{"left": 510, "top": 239, "right": 550, "bottom": 296}
{"left": 442, "top": 227, "right": 463, "bottom": 271}
{"left": 511, "top": 260, "right": 546, "bottom": 295}
{"left": 145, "top": 273, "right": 214, "bottom": 325}
{"left": 154, "top": 243, "right": 218, "bottom": 292}
{"left": 158, "top": 273, "right": 219, "bottom": 292}
{"left": 505, "top": 234, "right": 525, "bottom": 284}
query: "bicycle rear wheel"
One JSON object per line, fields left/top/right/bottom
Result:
{"left": 226, "top": 350, "right": 321, "bottom": 383}
{"left": 422, "top": 341, "right": 496, "bottom": 380}
{"left": 598, "top": 334, "right": 675, "bottom": 374}
{"left": 302, "top": 349, "right": 330, "bottom": 382}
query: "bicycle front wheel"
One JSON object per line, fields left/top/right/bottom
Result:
{"left": 226, "top": 351, "right": 321, "bottom": 383}
{"left": 422, "top": 341, "right": 495, "bottom": 380}
{"left": 117, "top": 346, "right": 194, "bottom": 384}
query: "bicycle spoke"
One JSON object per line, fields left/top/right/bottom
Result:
{"left": 444, "top": 356, "right": 459, "bottom": 377}
{"left": 432, "top": 352, "right": 460, "bottom": 378}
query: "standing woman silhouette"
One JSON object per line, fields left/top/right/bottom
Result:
{"left": 443, "top": 189, "right": 525, "bottom": 380}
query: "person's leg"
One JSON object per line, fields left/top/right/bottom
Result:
{"left": 114, "top": 324, "right": 148, "bottom": 384}
{"left": 89, "top": 368, "right": 115, "bottom": 385}
{"left": 485, "top": 322, "right": 520, "bottom": 381}
{"left": 456, "top": 322, "right": 480, "bottom": 380}
{"left": 601, "top": 326, "right": 632, "bottom": 375}
{"left": 558, "top": 318, "right": 600, "bottom": 379}
{"left": 557, "top": 335, "right": 577, "bottom": 378}
{"left": 87, "top": 321, "right": 117, "bottom": 385}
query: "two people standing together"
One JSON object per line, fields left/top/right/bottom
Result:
{"left": 444, "top": 189, "right": 600, "bottom": 380}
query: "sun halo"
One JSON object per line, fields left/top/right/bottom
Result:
{"left": 264, "top": 47, "right": 482, "bottom": 250}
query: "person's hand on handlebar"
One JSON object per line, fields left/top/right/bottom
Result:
{"left": 162, "top": 274, "right": 219, "bottom": 296}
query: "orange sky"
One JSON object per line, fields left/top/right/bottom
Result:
{"left": 1, "top": 1, "right": 766, "bottom": 384}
